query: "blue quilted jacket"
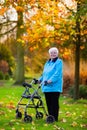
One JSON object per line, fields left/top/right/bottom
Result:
{"left": 39, "top": 57, "right": 63, "bottom": 93}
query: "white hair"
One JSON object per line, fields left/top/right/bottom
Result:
{"left": 48, "top": 47, "right": 59, "bottom": 55}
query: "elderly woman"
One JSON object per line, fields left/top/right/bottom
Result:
{"left": 39, "top": 47, "right": 63, "bottom": 123}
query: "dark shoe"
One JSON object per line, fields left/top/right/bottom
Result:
{"left": 46, "top": 115, "right": 55, "bottom": 124}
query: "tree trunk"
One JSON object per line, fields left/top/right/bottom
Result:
{"left": 74, "top": 42, "right": 80, "bottom": 99}
{"left": 15, "top": 43, "right": 24, "bottom": 84}
{"left": 14, "top": 11, "right": 24, "bottom": 85}
{"left": 74, "top": 3, "right": 81, "bottom": 100}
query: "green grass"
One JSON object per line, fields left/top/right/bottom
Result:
{"left": 0, "top": 80, "right": 87, "bottom": 130}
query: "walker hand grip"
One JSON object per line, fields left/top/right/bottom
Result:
{"left": 22, "top": 82, "right": 32, "bottom": 88}
{"left": 44, "top": 81, "right": 48, "bottom": 85}
{"left": 33, "top": 78, "right": 38, "bottom": 84}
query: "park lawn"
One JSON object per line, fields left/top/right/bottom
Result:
{"left": 0, "top": 80, "right": 87, "bottom": 130}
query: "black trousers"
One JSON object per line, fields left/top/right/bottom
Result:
{"left": 44, "top": 92, "right": 60, "bottom": 121}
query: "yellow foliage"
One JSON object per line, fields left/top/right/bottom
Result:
{"left": 62, "top": 48, "right": 72, "bottom": 60}
{"left": 54, "top": 24, "right": 60, "bottom": 29}
{"left": 17, "top": 38, "right": 22, "bottom": 42}
{"left": 22, "top": 36, "right": 28, "bottom": 42}
{"left": 83, "top": 30, "right": 87, "bottom": 35}
{"left": 17, "top": 39, "right": 25, "bottom": 45}
{"left": 63, "top": 35, "right": 69, "bottom": 40}
{"left": 0, "top": 7, "right": 7, "bottom": 15}
{"left": 80, "top": 70, "right": 87, "bottom": 85}
{"left": 16, "top": 6, "right": 24, "bottom": 12}
{"left": 80, "top": 46, "right": 85, "bottom": 50}
{"left": 20, "top": 25, "right": 24, "bottom": 29}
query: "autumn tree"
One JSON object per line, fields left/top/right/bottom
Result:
{"left": 60, "top": 0, "right": 87, "bottom": 99}
{"left": 74, "top": 0, "right": 87, "bottom": 99}
{"left": 0, "top": 0, "right": 60, "bottom": 84}
{"left": 0, "top": 0, "right": 28, "bottom": 84}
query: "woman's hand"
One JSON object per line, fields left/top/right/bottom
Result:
{"left": 44, "top": 80, "right": 52, "bottom": 85}
{"left": 47, "top": 80, "right": 52, "bottom": 84}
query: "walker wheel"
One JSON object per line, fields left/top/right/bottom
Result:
{"left": 16, "top": 111, "right": 22, "bottom": 119}
{"left": 36, "top": 112, "right": 43, "bottom": 119}
{"left": 24, "top": 115, "right": 32, "bottom": 123}
{"left": 46, "top": 115, "right": 55, "bottom": 123}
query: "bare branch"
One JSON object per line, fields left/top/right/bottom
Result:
{"left": 0, "top": 20, "right": 17, "bottom": 26}
{"left": 59, "top": 0, "right": 76, "bottom": 14}
{"left": 0, "top": 24, "right": 17, "bottom": 36}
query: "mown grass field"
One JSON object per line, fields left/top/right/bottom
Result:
{"left": 0, "top": 80, "right": 87, "bottom": 130}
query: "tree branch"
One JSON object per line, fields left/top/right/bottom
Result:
{"left": 0, "top": 24, "right": 17, "bottom": 36}
{"left": 0, "top": 20, "right": 17, "bottom": 26}
{"left": 60, "top": 0, "right": 76, "bottom": 14}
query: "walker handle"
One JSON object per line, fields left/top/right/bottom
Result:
{"left": 44, "top": 80, "right": 48, "bottom": 85}
{"left": 22, "top": 82, "right": 32, "bottom": 88}
{"left": 33, "top": 78, "right": 39, "bottom": 84}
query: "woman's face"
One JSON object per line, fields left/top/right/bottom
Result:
{"left": 49, "top": 50, "right": 58, "bottom": 59}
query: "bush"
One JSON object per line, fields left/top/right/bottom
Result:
{"left": 80, "top": 71, "right": 87, "bottom": 85}
{"left": 0, "top": 71, "right": 4, "bottom": 80}
{"left": 63, "top": 72, "right": 87, "bottom": 95}
{"left": 0, "top": 71, "right": 10, "bottom": 80}
{"left": 69, "top": 85, "right": 87, "bottom": 99}
{"left": 63, "top": 74, "right": 74, "bottom": 94}
{"left": 0, "top": 60, "right": 9, "bottom": 74}
{"left": 79, "top": 85, "right": 87, "bottom": 99}
{"left": 5, "top": 73, "right": 10, "bottom": 80}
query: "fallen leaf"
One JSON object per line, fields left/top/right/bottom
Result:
{"left": 62, "top": 118, "right": 67, "bottom": 123}
{"left": 0, "top": 101, "right": 4, "bottom": 107}
{"left": 6, "top": 104, "right": 15, "bottom": 109}
{"left": 21, "top": 128, "right": 25, "bottom": 130}
{"left": 0, "top": 111, "right": 5, "bottom": 115}
{"left": 54, "top": 125, "right": 64, "bottom": 130}
{"left": 80, "top": 124, "right": 87, "bottom": 128}
{"left": 66, "top": 111, "right": 71, "bottom": 117}
{"left": 44, "top": 124, "right": 48, "bottom": 126}
{"left": 12, "top": 128, "right": 15, "bottom": 130}
{"left": 71, "top": 121, "right": 78, "bottom": 127}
